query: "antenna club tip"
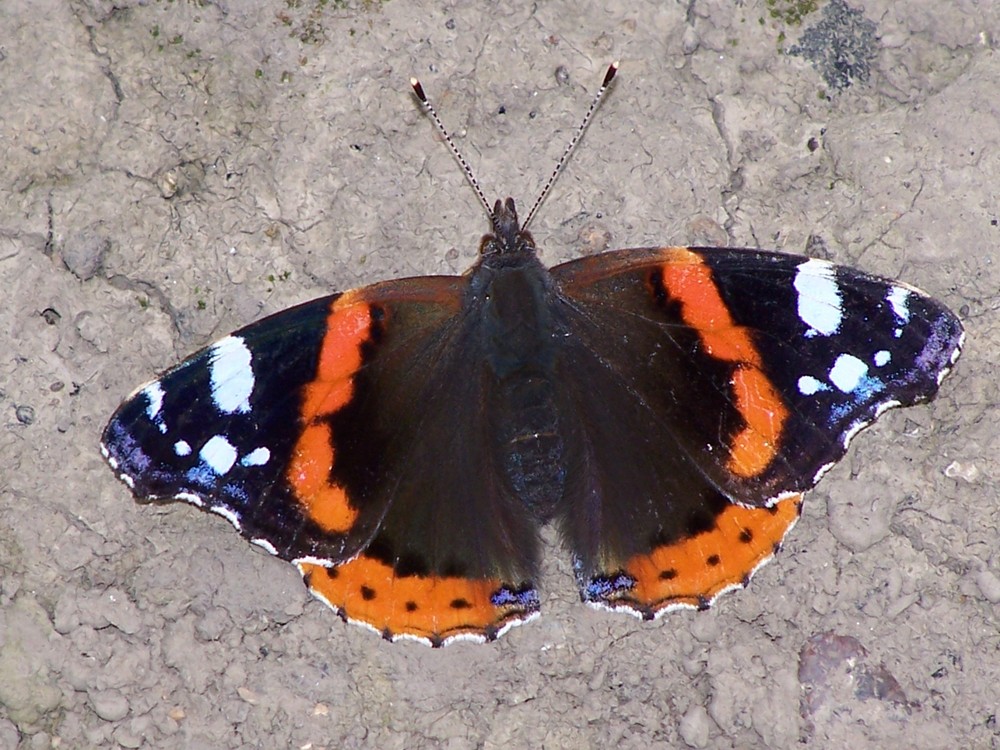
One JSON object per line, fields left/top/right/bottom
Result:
{"left": 411, "top": 78, "right": 426, "bottom": 100}
{"left": 603, "top": 62, "right": 619, "bottom": 86}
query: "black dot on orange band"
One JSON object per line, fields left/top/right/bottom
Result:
{"left": 706, "top": 554, "right": 721, "bottom": 566}
{"left": 327, "top": 568, "right": 339, "bottom": 579}
{"left": 450, "top": 598, "right": 471, "bottom": 610}
{"left": 739, "top": 528, "right": 753, "bottom": 543}
{"left": 766, "top": 505, "right": 780, "bottom": 515}
{"left": 404, "top": 601, "right": 418, "bottom": 612}
{"left": 360, "top": 585, "right": 376, "bottom": 601}
{"left": 659, "top": 569, "right": 678, "bottom": 580}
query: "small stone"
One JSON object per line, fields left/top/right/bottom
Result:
{"left": 945, "top": 460, "right": 980, "bottom": 482}
{"left": 577, "top": 223, "right": 611, "bottom": 256}
{"left": 102, "top": 589, "right": 142, "bottom": 635}
{"left": 53, "top": 592, "right": 80, "bottom": 634}
{"left": 679, "top": 704, "right": 711, "bottom": 748}
{"left": 114, "top": 726, "right": 143, "bottom": 749}
{"left": 682, "top": 26, "right": 700, "bottom": 55}
{"left": 61, "top": 230, "right": 109, "bottom": 280}
{"left": 195, "top": 606, "right": 230, "bottom": 641}
{"left": 0, "top": 718, "right": 19, "bottom": 749}
{"left": 15, "top": 405, "right": 35, "bottom": 425}
{"left": 975, "top": 569, "right": 1000, "bottom": 603}
{"left": 90, "top": 689, "right": 129, "bottom": 722}
{"left": 156, "top": 169, "right": 179, "bottom": 198}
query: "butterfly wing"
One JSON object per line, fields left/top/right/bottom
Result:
{"left": 549, "top": 246, "right": 962, "bottom": 616}
{"left": 103, "top": 277, "right": 540, "bottom": 645}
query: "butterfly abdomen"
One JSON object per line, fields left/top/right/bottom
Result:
{"left": 495, "top": 374, "right": 566, "bottom": 521}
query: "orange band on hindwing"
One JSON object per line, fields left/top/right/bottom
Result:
{"left": 287, "top": 293, "right": 376, "bottom": 534}
{"left": 620, "top": 493, "right": 803, "bottom": 612}
{"left": 299, "top": 558, "right": 536, "bottom": 645}
{"left": 656, "top": 249, "right": 788, "bottom": 478}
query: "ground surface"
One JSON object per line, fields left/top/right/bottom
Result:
{"left": 1, "top": 1, "right": 998, "bottom": 748}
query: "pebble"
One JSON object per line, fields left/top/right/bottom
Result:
{"left": 975, "top": 569, "right": 1000, "bottom": 603}
{"left": 679, "top": 704, "right": 711, "bottom": 748}
{"left": 90, "top": 689, "right": 129, "bottom": 722}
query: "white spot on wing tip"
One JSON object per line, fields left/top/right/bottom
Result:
{"left": 209, "top": 335, "right": 255, "bottom": 414}
{"left": 798, "top": 375, "right": 827, "bottom": 395}
{"left": 795, "top": 258, "right": 843, "bottom": 336}
{"left": 200, "top": 434, "right": 238, "bottom": 475}
{"left": 143, "top": 382, "right": 165, "bottom": 417}
{"left": 240, "top": 447, "right": 270, "bottom": 467}
{"left": 141, "top": 382, "right": 168, "bottom": 432}
{"left": 887, "top": 286, "right": 912, "bottom": 323}
{"left": 829, "top": 353, "right": 868, "bottom": 393}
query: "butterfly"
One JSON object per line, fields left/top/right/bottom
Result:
{"left": 102, "top": 64, "right": 963, "bottom": 645}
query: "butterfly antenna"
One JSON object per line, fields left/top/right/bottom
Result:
{"left": 521, "top": 61, "right": 619, "bottom": 231}
{"left": 411, "top": 77, "right": 495, "bottom": 222}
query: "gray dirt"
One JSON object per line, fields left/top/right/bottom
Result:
{"left": 1, "top": 1, "right": 998, "bottom": 748}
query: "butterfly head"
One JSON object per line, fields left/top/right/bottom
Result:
{"left": 479, "top": 197, "right": 537, "bottom": 260}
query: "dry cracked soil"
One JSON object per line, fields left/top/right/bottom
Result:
{"left": 1, "top": 1, "right": 998, "bottom": 748}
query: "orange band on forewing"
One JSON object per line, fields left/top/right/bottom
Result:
{"left": 728, "top": 366, "right": 789, "bottom": 477}
{"left": 623, "top": 493, "right": 802, "bottom": 609}
{"left": 287, "top": 423, "right": 357, "bottom": 533}
{"left": 302, "top": 298, "right": 373, "bottom": 419}
{"left": 287, "top": 294, "right": 374, "bottom": 534}
{"left": 300, "top": 558, "right": 523, "bottom": 643}
{"left": 657, "top": 250, "right": 762, "bottom": 367}
{"left": 657, "top": 249, "right": 786, "bottom": 477}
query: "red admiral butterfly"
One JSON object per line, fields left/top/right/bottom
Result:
{"left": 103, "top": 64, "right": 963, "bottom": 646}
